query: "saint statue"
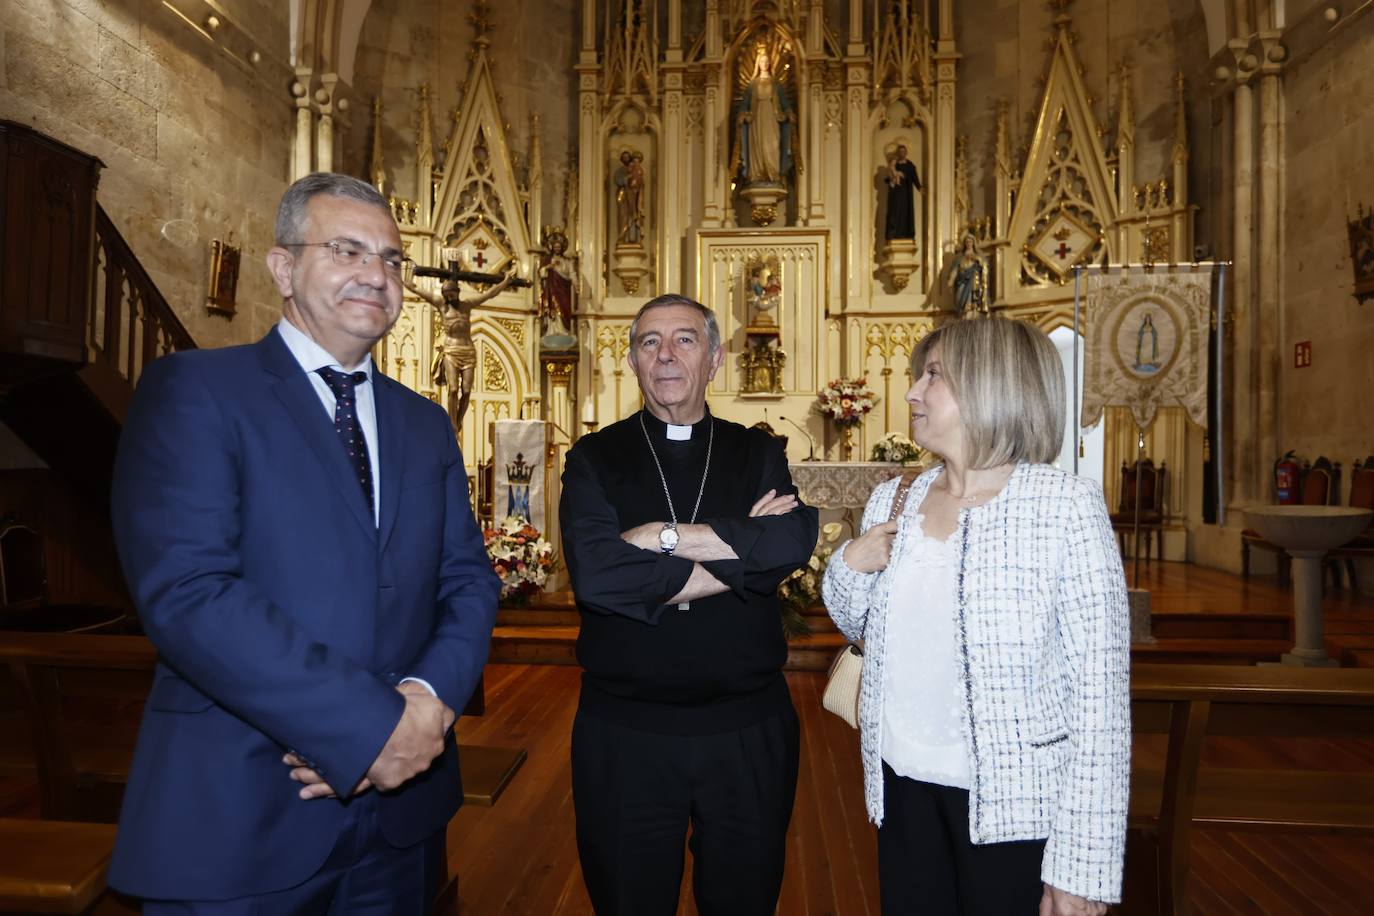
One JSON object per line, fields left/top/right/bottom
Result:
{"left": 883, "top": 144, "right": 922, "bottom": 240}
{"left": 947, "top": 234, "right": 987, "bottom": 316}
{"left": 732, "top": 46, "right": 795, "bottom": 187}
{"left": 614, "top": 150, "right": 645, "bottom": 246}
{"left": 538, "top": 229, "right": 578, "bottom": 349}
{"left": 403, "top": 267, "right": 516, "bottom": 434}
{"left": 747, "top": 265, "right": 782, "bottom": 326}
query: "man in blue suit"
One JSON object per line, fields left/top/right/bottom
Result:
{"left": 109, "top": 172, "right": 501, "bottom": 913}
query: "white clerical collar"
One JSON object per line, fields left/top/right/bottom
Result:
{"left": 666, "top": 424, "right": 693, "bottom": 441}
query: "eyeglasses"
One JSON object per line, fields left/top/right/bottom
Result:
{"left": 286, "top": 240, "right": 411, "bottom": 276}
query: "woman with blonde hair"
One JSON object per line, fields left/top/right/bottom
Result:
{"left": 822, "top": 316, "right": 1129, "bottom": 915}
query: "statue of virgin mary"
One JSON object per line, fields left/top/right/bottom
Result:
{"left": 732, "top": 45, "right": 795, "bottom": 187}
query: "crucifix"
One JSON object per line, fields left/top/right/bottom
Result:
{"left": 403, "top": 258, "right": 531, "bottom": 434}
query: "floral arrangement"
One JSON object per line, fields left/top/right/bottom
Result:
{"left": 815, "top": 377, "right": 877, "bottom": 427}
{"left": 483, "top": 516, "right": 558, "bottom": 605}
{"left": 778, "top": 523, "right": 845, "bottom": 638}
{"left": 871, "top": 432, "right": 922, "bottom": 464}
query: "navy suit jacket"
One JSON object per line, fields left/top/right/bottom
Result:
{"left": 107, "top": 329, "right": 500, "bottom": 900}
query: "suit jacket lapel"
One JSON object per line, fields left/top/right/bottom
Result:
{"left": 259, "top": 330, "right": 378, "bottom": 542}
{"left": 374, "top": 374, "right": 405, "bottom": 551}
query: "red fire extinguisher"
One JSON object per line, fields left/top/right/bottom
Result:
{"left": 1274, "top": 451, "right": 1302, "bottom": 504}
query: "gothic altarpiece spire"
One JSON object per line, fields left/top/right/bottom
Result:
{"left": 372, "top": 8, "right": 552, "bottom": 474}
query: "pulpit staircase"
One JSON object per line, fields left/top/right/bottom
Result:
{"left": 1, "top": 121, "right": 196, "bottom": 493}
{"left": 1, "top": 122, "right": 196, "bottom": 611}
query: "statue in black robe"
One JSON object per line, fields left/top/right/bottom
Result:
{"left": 883, "top": 144, "right": 922, "bottom": 241}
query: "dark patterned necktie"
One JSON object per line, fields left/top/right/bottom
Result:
{"left": 315, "top": 367, "right": 374, "bottom": 517}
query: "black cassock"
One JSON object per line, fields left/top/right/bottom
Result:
{"left": 884, "top": 158, "right": 922, "bottom": 240}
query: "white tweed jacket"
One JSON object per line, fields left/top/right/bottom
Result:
{"left": 822, "top": 463, "right": 1130, "bottom": 903}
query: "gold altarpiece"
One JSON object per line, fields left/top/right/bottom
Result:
{"left": 574, "top": 0, "right": 963, "bottom": 463}
{"left": 367, "top": 0, "right": 1200, "bottom": 554}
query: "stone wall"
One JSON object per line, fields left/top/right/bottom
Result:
{"left": 1, "top": 0, "right": 292, "bottom": 349}
{"left": 343, "top": 0, "right": 581, "bottom": 224}
{"left": 1280, "top": 14, "right": 1374, "bottom": 483}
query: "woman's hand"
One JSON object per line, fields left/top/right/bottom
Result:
{"left": 841, "top": 520, "right": 898, "bottom": 573}
{"left": 1039, "top": 884, "right": 1108, "bottom": 916}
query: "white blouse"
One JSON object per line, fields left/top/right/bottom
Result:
{"left": 880, "top": 515, "right": 970, "bottom": 790}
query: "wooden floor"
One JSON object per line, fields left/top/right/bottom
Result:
{"left": 450, "top": 663, "right": 1374, "bottom": 916}
{"left": 4, "top": 562, "right": 1373, "bottom": 913}
{"left": 490, "top": 561, "right": 1374, "bottom": 670}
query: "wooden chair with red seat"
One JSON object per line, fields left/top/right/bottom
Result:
{"left": 1110, "top": 458, "right": 1168, "bottom": 561}
{"left": 1331, "top": 456, "right": 1374, "bottom": 591}
{"left": 1241, "top": 457, "right": 1341, "bottom": 587}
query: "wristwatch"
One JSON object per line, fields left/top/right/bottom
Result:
{"left": 659, "top": 523, "right": 680, "bottom": 555}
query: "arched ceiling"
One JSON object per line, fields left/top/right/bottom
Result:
{"left": 289, "top": 0, "right": 372, "bottom": 83}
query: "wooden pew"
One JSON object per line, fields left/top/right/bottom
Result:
{"left": 0, "top": 819, "right": 134, "bottom": 914}
{"left": 1125, "top": 663, "right": 1374, "bottom": 916}
{"left": 1, "top": 634, "right": 153, "bottom": 822}
{"left": 1, "top": 632, "right": 524, "bottom": 816}
{"left": 2, "top": 632, "right": 525, "bottom": 914}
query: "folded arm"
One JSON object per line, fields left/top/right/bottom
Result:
{"left": 560, "top": 445, "right": 697, "bottom": 623}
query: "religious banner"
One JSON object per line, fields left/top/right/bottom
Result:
{"left": 1081, "top": 267, "right": 1213, "bottom": 431}
{"left": 493, "top": 419, "right": 547, "bottom": 533}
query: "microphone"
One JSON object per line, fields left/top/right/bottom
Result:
{"left": 778, "top": 416, "right": 818, "bottom": 461}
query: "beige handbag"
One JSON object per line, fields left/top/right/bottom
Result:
{"left": 821, "top": 469, "right": 920, "bottom": 729}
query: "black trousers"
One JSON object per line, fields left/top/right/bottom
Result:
{"left": 571, "top": 705, "right": 800, "bottom": 916}
{"left": 878, "top": 763, "right": 1047, "bottom": 916}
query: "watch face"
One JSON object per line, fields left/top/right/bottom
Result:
{"left": 659, "top": 526, "right": 680, "bottom": 551}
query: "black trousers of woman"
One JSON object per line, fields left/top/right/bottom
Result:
{"left": 878, "top": 763, "right": 1047, "bottom": 915}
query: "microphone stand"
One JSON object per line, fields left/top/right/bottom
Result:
{"left": 779, "top": 416, "right": 819, "bottom": 461}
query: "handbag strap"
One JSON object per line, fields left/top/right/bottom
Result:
{"left": 887, "top": 468, "right": 922, "bottom": 522}
{"left": 856, "top": 468, "right": 922, "bottom": 644}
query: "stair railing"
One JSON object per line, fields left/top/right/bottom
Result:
{"left": 90, "top": 206, "right": 196, "bottom": 387}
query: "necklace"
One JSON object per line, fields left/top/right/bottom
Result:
{"left": 640, "top": 411, "right": 714, "bottom": 610}
{"left": 940, "top": 468, "right": 1013, "bottom": 503}
{"left": 640, "top": 410, "right": 713, "bottom": 529}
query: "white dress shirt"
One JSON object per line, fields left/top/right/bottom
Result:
{"left": 276, "top": 318, "right": 381, "bottom": 525}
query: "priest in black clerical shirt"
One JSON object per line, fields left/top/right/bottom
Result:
{"left": 560, "top": 294, "right": 819, "bottom": 915}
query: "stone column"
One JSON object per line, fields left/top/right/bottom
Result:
{"left": 291, "top": 72, "right": 314, "bottom": 181}
{"left": 1256, "top": 36, "right": 1285, "bottom": 508}
{"left": 1229, "top": 44, "right": 1256, "bottom": 508}
{"left": 315, "top": 74, "right": 339, "bottom": 173}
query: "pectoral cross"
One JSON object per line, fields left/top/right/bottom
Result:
{"left": 678, "top": 601, "right": 690, "bottom": 611}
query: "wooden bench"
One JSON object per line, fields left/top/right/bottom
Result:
{"left": 0, "top": 818, "right": 133, "bottom": 914}
{"left": 1, "top": 633, "right": 525, "bottom": 819}
{"left": 1125, "top": 663, "right": 1374, "bottom": 916}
